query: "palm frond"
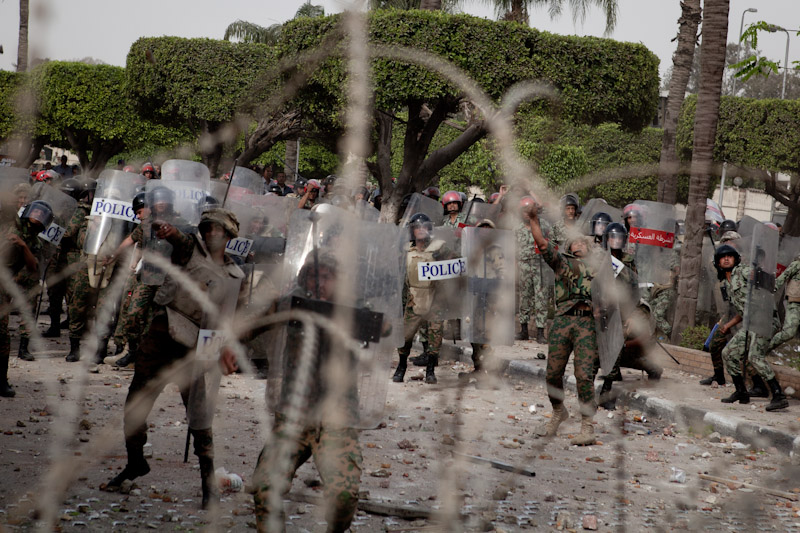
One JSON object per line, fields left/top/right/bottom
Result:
{"left": 223, "top": 20, "right": 281, "bottom": 45}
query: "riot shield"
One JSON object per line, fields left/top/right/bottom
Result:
{"left": 462, "top": 201, "right": 500, "bottom": 226}
{"left": 353, "top": 199, "right": 380, "bottom": 222}
{"left": 270, "top": 208, "right": 404, "bottom": 429}
{"left": 188, "top": 277, "right": 242, "bottom": 431}
{"left": 577, "top": 198, "right": 622, "bottom": 237}
{"left": 244, "top": 194, "right": 295, "bottom": 239}
{"left": 743, "top": 223, "right": 778, "bottom": 338}
{"left": 228, "top": 166, "right": 263, "bottom": 198}
{"left": 140, "top": 181, "right": 201, "bottom": 286}
{"left": 461, "top": 227, "right": 515, "bottom": 345}
{"left": 630, "top": 200, "right": 677, "bottom": 288}
{"left": 736, "top": 215, "right": 759, "bottom": 242}
{"left": 400, "top": 192, "right": 443, "bottom": 227}
{"left": 426, "top": 226, "right": 466, "bottom": 320}
{"left": 223, "top": 201, "right": 260, "bottom": 260}
{"left": 161, "top": 159, "right": 210, "bottom": 183}
{"left": 27, "top": 183, "right": 78, "bottom": 249}
{"left": 84, "top": 170, "right": 139, "bottom": 255}
{"left": 591, "top": 251, "right": 625, "bottom": 375}
{"left": 0, "top": 167, "right": 30, "bottom": 214}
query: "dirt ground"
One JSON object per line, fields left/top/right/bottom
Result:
{"left": 2, "top": 320, "right": 800, "bottom": 532}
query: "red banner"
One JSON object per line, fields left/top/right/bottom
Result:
{"left": 778, "top": 263, "right": 787, "bottom": 276}
{"left": 628, "top": 227, "right": 675, "bottom": 249}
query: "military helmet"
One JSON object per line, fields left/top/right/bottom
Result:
{"left": 603, "top": 222, "right": 628, "bottom": 251}
{"left": 22, "top": 200, "right": 54, "bottom": 228}
{"left": 718, "top": 219, "right": 737, "bottom": 234}
{"left": 132, "top": 191, "right": 146, "bottom": 213}
{"left": 141, "top": 162, "right": 156, "bottom": 175}
{"left": 561, "top": 193, "right": 580, "bottom": 209}
{"left": 423, "top": 186, "right": 440, "bottom": 201}
{"left": 146, "top": 186, "right": 175, "bottom": 208}
{"left": 409, "top": 212, "right": 433, "bottom": 241}
{"left": 713, "top": 244, "right": 741, "bottom": 269}
{"left": 199, "top": 207, "right": 239, "bottom": 239}
{"left": 591, "top": 212, "right": 613, "bottom": 237}
{"left": 519, "top": 196, "right": 537, "bottom": 211}
{"left": 267, "top": 183, "right": 282, "bottom": 195}
{"left": 441, "top": 190, "right": 462, "bottom": 209}
{"left": 489, "top": 192, "right": 500, "bottom": 203}
{"left": 60, "top": 178, "right": 84, "bottom": 200}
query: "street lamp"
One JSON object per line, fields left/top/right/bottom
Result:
{"left": 766, "top": 24, "right": 792, "bottom": 99}
{"left": 732, "top": 8, "right": 758, "bottom": 96}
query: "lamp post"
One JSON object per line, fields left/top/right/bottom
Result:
{"left": 732, "top": 8, "right": 758, "bottom": 96}
{"left": 766, "top": 24, "right": 791, "bottom": 99}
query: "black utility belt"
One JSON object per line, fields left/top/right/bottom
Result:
{"left": 564, "top": 307, "right": 592, "bottom": 317}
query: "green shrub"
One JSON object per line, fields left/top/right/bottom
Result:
{"left": 679, "top": 325, "right": 711, "bottom": 351}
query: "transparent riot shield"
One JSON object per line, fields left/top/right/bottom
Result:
{"left": 354, "top": 199, "right": 380, "bottom": 222}
{"left": 736, "top": 215, "right": 759, "bottom": 242}
{"left": 245, "top": 194, "right": 295, "bottom": 239}
{"left": 161, "top": 159, "right": 210, "bottom": 183}
{"left": 630, "top": 200, "right": 677, "bottom": 288}
{"left": 591, "top": 251, "right": 625, "bottom": 375}
{"left": 270, "top": 208, "right": 404, "bottom": 429}
{"left": 577, "top": 198, "right": 622, "bottom": 237}
{"left": 228, "top": 166, "right": 263, "bottom": 198}
{"left": 400, "top": 192, "right": 444, "bottom": 227}
{"left": 27, "top": 183, "right": 78, "bottom": 249}
{"left": 140, "top": 181, "right": 201, "bottom": 286}
{"left": 188, "top": 277, "right": 242, "bottom": 431}
{"left": 461, "top": 227, "right": 515, "bottom": 345}
{"left": 0, "top": 167, "right": 30, "bottom": 217}
{"left": 743, "top": 223, "right": 778, "bottom": 338}
{"left": 427, "top": 226, "right": 466, "bottom": 321}
{"left": 462, "top": 201, "right": 500, "bottom": 226}
{"left": 224, "top": 201, "right": 260, "bottom": 260}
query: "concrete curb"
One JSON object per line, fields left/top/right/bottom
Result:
{"left": 506, "top": 360, "right": 800, "bottom": 461}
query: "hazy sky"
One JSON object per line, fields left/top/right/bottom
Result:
{"left": 0, "top": 1, "right": 798, "bottom": 82}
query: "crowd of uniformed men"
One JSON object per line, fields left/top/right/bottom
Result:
{"left": 0, "top": 160, "right": 796, "bottom": 532}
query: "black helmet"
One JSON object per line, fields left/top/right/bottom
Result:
{"left": 603, "top": 222, "right": 628, "bottom": 251}
{"left": 22, "top": 200, "right": 54, "bottom": 228}
{"left": 267, "top": 183, "right": 282, "bottom": 195}
{"left": 60, "top": 178, "right": 84, "bottom": 200}
{"left": 81, "top": 178, "right": 97, "bottom": 196}
{"left": 713, "top": 244, "right": 741, "bottom": 270}
{"left": 132, "top": 191, "right": 146, "bottom": 214}
{"left": 591, "top": 212, "right": 613, "bottom": 238}
{"left": 203, "top": 195, "right": 220, "bottom": 211}
{"left": 400, "top": 193, "right": 414, "bottom": 212}
{"left": 561, "top": 193, "right": 580, "bottom": 209}
{"left": 718, "top": 219, "right": 737, "bottom": 234}
{"left": 409, "top": 212, "right": 433, "bottom": 241}
{"left": 146, "top": 186, "right": 175, "bottom": 209}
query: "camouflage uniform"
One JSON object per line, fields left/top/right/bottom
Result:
{"left": 254, "top": 300, "right": 363, "bottom": 533}
{"left": 604, "top": 302, "right": 661, "bottom": 382}
{"left": 441, "top": 212, "right": 468, "bottom": 228}
{"left": 539, "top": 239, "right": 598, "bottom": 415}
{"left": 770, "top": 258, "right": 800, "bottom": 350}
{"left": 721, "top": 264, "right": 775, "bottom": 380}
{"left": 63, "top": 202, "right": 90, "bottom": 340}
{"left": 14, "top": 260, "right": 40, "bottom": 340}
{"left": 515, "top": 222, "right": 547, "bottom": 330}
{"left": 1, "top": 217, "right": 43, "bottom": 393}
{"left": 649, "top": 284, "right": 676, "bottom": 338}
{"left": 112, "top": 222, "right": 157, "bottom": 349}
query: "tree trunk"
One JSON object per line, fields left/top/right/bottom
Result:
{"left": 284, "top": 139, "right": 299, "bottom": 181}
{"left": 64, "top": 128, "right": 124, "bottom": 178}
{"left": 237, "top": 110, "right": 302, "bottom": 168}
{"left": 17, "top": 0, "right": 29, "bottom": 72}
{"left": 198, "top": 120, "right": 224, "bottom": 178}
{"left": 673, "top": 0, "right": 730, "bottom": 339}
{"left": 502, "top": 0, "right": 529, "bottom": 24}
{"left": 657, "top": 0, "right": 701, "bottom": 204}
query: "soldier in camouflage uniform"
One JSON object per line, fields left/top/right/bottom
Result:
{"left": 220, "top": 253, "right": 363, "bottom": 533}
{"left": 769, "top": 254, "right": 800, "bottom": 352}
{"left": 13, "top": 258, "right": 40, "bottom": 361}
{"left": 63, "top": 182, "right": 95, "bottom": 362}
{"left": 394, "top": 213, "right": 457, "bottom": 384}
{"left": 441, "top": 190, "right": 468, "bottom": 228}
{"left": 515, "top": 196, "right": 548, "bottom": 343}
{"left": 1, "top": 203, "right": 51, "bottom": 396}
{"left": 716, "top": 245, "right": 789, "bottom": 411}
{"left": 549, "top": 193, "right": 580, "bottom": 248}
{"left": 525, "top": 203, "right": 599, "bottom": 446}
{"left": 649, "top": 252, "right": 680, "bottom": 339}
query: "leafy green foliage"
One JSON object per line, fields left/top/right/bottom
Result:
{"left": 677, "top": 94, "right": 800, "bottom": 174}
{"left": 253, "top": 139, "right": 339, "bottom": 180}
{"left": 126, "top": 37, "right": 277, "bottom": 124}
{"left": 279, "top": 10, "right": 659, "bottom": 129}
{"left": 679, "top": 324, "right": 710, "bottom": 351}
{"left": 0, "top": 70, "right": 22, "bottom": 142}
{"left": 538, "top": 145, "right": 589, "bottom": 188}
{"left": 732, "top": 21, "right": 795, "bottom": 82}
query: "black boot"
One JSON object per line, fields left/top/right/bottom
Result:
{"left": 536, "top": 327, "right": 547, "bottom": 344}
{"left": 17, "top": 338, "right": 34, "bottom": 361}
{"left": 747, "top": 374, "right": 769, "bottom": 398}
{"left": 105, "top": 440, "right": 150, "bottom": 490}
{"left": 65, "top": 337, "right": 81, "bottom": 362}
{"left": 0, "top": 353, "right": 15, "bottom": 397}
{"left": 700, "top": 368, "right": 725, "bottom": 386}
{"left": 114, "top": 342, "right": 137, "bottom": 368}
{"left": 766, "top": 378, "right": 789, "bottom": 411}
{"left": 191, "top": 429, "right": 218, "bottom": 510}
{"left": 425, "top": 354, "right": 438, "bottom": 384}
{"left": 515, "top": 323, "right": 529, "bottom": 341}
{"left": 410, "top": 353, "right": 429, "bottom": 367}
{"left": 721, "top": 375, "right": 750, "bottom": 404}
{"left": 599, "top": 379, "right": 616, "bottom": 411}
{"left": 42, "top": 321, "right": 61, "bottom": 338}
{"left": 393, "top": 349, "right": 409, "bottom": 383}
{"left": 60, "top": 318, "right": 69, "bottom": 329}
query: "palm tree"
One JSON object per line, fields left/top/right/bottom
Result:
{"left": 17, "top": 0, "right": 29, "bottom": 71}
{"left": 480, "top": 0, "right": 618, "bottom": 32}
{"left": 223, "top": 2, "right": 324, "bottom": 45}
{"left": 657, "top": 0, "right": 702, "bottom": 205}
{"left": 673, "top": 0, "right": 731, "bottom": 338}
